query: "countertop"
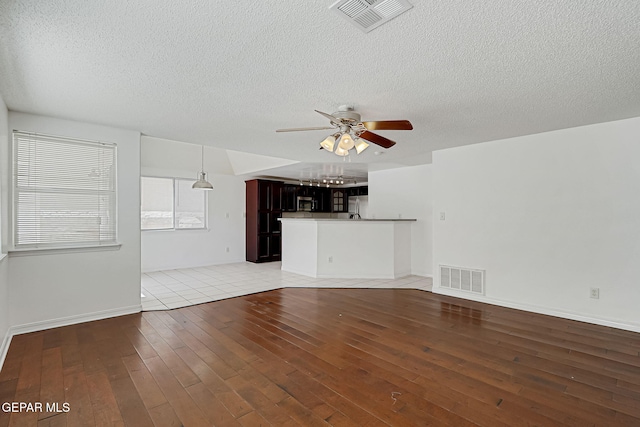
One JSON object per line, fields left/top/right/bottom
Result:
{"left": 278, "top": 218, "right": 416, "bottom": 222}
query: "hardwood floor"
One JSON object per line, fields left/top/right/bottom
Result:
{"left": 1, "top": 288, "right": 639, "bottom": 426}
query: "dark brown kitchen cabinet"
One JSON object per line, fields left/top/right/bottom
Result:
{"left": 282, "top": 184, "right": 298, "bottom": 212}
{"left": 246, "top": 179, "right": 283, "bottom": 262}
{"left": 316, "top": 187, "right": 331, "bottom": 212}
{"left": 346, "top": 185, "right": 368, "bottom": 197}
{"left": 331, "top": 189, "right": 348, "bottom": 212}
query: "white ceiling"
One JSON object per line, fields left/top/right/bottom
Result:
{"left": 1, "top": 1, "right": 639, "bottom": 181}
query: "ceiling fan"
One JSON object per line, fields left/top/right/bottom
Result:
{"left": 276, "top": 105, "right": 413, "bottom": 156}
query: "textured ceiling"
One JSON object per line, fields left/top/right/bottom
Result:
{"left": 1, "top": 0, "right": 639, "bottom": 181}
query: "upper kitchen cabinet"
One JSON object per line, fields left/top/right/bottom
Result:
{"left": 246, "top": 179, "right": 283, "bottom": 263}
{"left": 315, "top": 187, "right": 331, "bottom": 212}
{"left": 284, "top": 184, "right": 332, "bottom": 212}
{"left": 346, "top": 186, "right": 368, "bottom": 197}
{"left": 331, "top": 189, "right": 348, "bottom": 213}
{"left": 282, "top": 184, "right": 298, "bottom": 212}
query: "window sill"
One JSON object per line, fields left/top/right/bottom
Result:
{"left": 142, "top": 228, "right": 209, "bottom": 232}
{"left": 8, "top": 243, "right": 122, "bottom": 257}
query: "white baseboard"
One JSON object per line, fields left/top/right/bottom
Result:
{"left": 433, "top": 287, "right": 640, "bottom": 334}
{"left": 0, "top": 327, "right": 12, "bottom": 374}
{"left": 142, "top": 258, "right": 246, "bottom": 273}
{"left": 10, "top": 304, "right": 142, "bottom": 336}
{"left": 315, "top": 273, "right": 398, "bottom": 279}
{"left": 0, "top": 304, "right": 141, "bottom": 371}
{"left": 411, "top": 270, "right": 433, "bottom": 278}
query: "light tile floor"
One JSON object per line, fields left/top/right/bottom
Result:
{"left": 141, "top": 262, "right": 433, "bottom": 311}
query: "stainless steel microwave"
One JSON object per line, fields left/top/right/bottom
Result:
{"left": 297, "top": 196, "right": 314, "bottom": 212}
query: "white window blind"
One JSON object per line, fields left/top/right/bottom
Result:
{"left": 12, "top": 131, "right": 117, "bottom": 249}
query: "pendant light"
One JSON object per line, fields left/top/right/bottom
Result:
{"left": 192, "top": 145, "right": 214, "bottom": 190}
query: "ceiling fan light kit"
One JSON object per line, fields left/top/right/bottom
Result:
{"left": 334, "top": 145, "right": 350, "bottom": 157}
{"left": 337, "top": 133, "right": 355, "bottom": 151}
{"left": 320, "top": 134, "right": 338, "bottom": 151}
{"left": 355, "top": 138, "right": 369, "bottom": 154}
{"left": 276, "top": 105, "right": 413, "bottom": 158}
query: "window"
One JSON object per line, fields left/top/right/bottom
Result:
{"left": 12, "top": 131, "right": 117, "bottom": 249}
{"left": 141, "top": 177, "right": 207, "bottom": 230}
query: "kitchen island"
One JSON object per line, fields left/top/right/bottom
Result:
{"left": 279, "top": 218, "right": 416, "bottom": 279}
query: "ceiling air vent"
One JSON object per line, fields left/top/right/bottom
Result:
{"left": 330, "top": 0, "right": 413, "bottom": 33}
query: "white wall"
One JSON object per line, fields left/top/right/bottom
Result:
{"left": 368, "top": 164, "right": 432, "bottom": 277}
{"left": 0, "top": 95, "right": 10, "bottom": 367}
{"left": 140, "top": 136, "right": 246, "bottom": 272}
{"left": 6, "top": 113, "right": 141, "bottom": 330}
{"left": 281, "top": 219, "right": 412, "bottom": 279}
{"left": 433, "top": 116, "right": 640, "bottom": 332}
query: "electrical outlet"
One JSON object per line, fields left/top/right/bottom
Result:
{"left": 225, "top": 212, "right": 230, "bottom": 218}
{"left": 225, "top": 247, "right": 230, "bottom": 253}
{"left": 440, "top": 212, "right": 446, "bottom": 220}
{"left": 590, "top": 287, "right": 599, "bottom": 299}
{"left": 328, "top": 256, "right": 333, "bottom": 263}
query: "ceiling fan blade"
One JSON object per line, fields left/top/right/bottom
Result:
{"left": 314, "top": 110, "right": 342, "bottom": 126}
{"left": 276, "top": 126, "right": 335, "bottom": 132}
{"left": 362, "top": 120, "right": 413, "bottom": 131}
{"left": 358, "top": 130, "right": 396, "bottom": 149}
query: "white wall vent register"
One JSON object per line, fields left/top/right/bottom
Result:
{"left": 330, "top": 0, "right": 413, "bottom": 33}
{"left": 440, "top": 265, "right": 485, "bottom": 295}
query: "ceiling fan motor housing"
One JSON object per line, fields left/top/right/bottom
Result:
{"left": 332, "top": 107, "right": 361, "bottom": 123}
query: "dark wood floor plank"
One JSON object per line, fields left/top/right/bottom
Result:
{"left": 184, "top": 382, "right": 243, "bottom": 426}
{"left": 237, "top": 410, "right": 272, "bottom": 427}
{"left": 1, "top": 288, "right": 640, "bottom": 426}
{"left": 108, "top": 377, "right": 155, "bottom": 427}
{"left": 215, "top": 390, "right": 254, "bottom": 418}
{"left": 173, "top": 345, "right": 232, "bottom": 394}
{"left": 63, "top": 371, "right": 95, "bottom": 427}
{"left": 163, "top": 395, "right": 211, "bottom": 426}
{"left": 122, "top": 326, "right": 158, "bottom": 361}
{"left": 121, "top": 354, "right": 167, "bottom": 410}
{"left": 8, "top": 334, "right": 44, "bottom": 427}
{"left": 0, "top": 379, "right": 18, "bottom": 427}
{"left": 284, "top": 369, "right": 388, "bottom": 427}
{"left": 38, "top": 348, "right": 65, "bottom": 421}
{"left": 225, "top": 374, "right": 304, "bottom": 426}
{"left": 0, "top": 352, "right": 22, "bottom": 383}
{"left": 142, "top": 312, "right": 187, "bottom": 352}
{"left": 85, "top": 372, "right": 124, "bottom": 427}
{"left": 36, "top": 414, "right": 67, "bottom": 427}
{"left": 142, "top": 332, "right": 200, "bottom": 389}
{"left": 146, "top": 402, "right": 182, "bottom": 427}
